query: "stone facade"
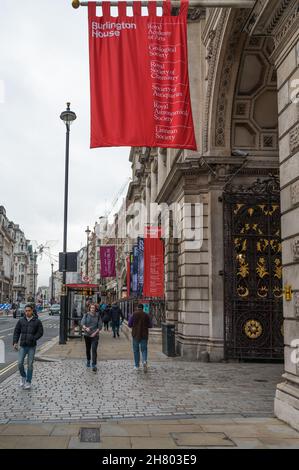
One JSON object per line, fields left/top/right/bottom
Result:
{"left": 0, "top": 206, "right": 14, "bottom": 302}
{"left": 124, "top": 3, "right": 284, "bottom": 361}
{"left": 114, "top": 0, "right": 299, "bottom": 429}
{"left": 76, "top": 0, "right": 299, "bottom": 430}
{"left": 0, "top": 206, "right": 33, "bottom": 303}
{"left": 256, "top": 0, "right": 299, "bottom": 433}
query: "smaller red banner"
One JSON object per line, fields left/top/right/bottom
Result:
{"left": 100, "top": 246, "right": 116, "bottom": 278}
{"left": 143, "top": 226, "right": 164, "bottom": 298}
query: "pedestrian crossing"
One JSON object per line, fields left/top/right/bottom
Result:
{"left": 43, "top": 323, "right": 59, "bottom": 329}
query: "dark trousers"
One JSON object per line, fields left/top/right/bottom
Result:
{"left": 112, "top": 320, "right": 120, "bottom": 337}
{"left": 84, "top": 336, "right": 99, "bottom": 366}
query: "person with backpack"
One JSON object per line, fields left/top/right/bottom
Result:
{"left": 81, "top": 303, "right": 102, "bottom": 372}
{"left": 102, "top": 304, "right": 111, "bottom": 331}
{"left": 13, "top": 304, "right": 44, "bottom": 389}
{"left": 110, "top": 302, "right": 124, "bottom": 338}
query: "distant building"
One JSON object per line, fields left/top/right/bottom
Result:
{"left": 0, "top": 206, "right": 14, "bottom": 302}
{"left": 12, "top": 225, "right": 31, "bottom": 302}
{"left": 26, "top": 245, "right": 38, "bottom": 302}
{"left": 0, "top": 206, "right": 36, "bottom": 303}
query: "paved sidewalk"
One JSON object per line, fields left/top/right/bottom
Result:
{"left": 0, "top": 329, "right": 298, "bottom": 448}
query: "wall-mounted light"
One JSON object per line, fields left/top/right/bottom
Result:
{"left": 284, "top": 285, "right": 293, "bottom": 301}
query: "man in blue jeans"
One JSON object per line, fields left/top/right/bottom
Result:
{"left": 13, "top": 304, "right": 44, "bottom": 390}
{"left": 128, "top": 304, "right": 152, "bottom": 372}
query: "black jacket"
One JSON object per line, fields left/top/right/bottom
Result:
{"left": 110, "top": 305, "right": 123, "bottom": 323}
{"left": 13, "top": 316, "right": 44, "bottom": 347}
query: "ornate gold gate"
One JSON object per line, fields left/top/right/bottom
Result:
{"left": 223, "top": 178, "right": 283, "bottom": 360}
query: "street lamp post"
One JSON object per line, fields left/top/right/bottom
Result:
{"left": 51, "top": 263, "right": 54, "bottom": 304}
{"left": 85, "top": 226, "right": 91, "bottom": 278}
{"left": 59, "top": 102, "right": 77, "bottom": 344}
{"left": 33, "top": 250, "right": 37, "bottom": 303}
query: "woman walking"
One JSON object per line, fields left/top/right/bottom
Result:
{"left": 81, "top": 304, "right": 102, "bottom": 372}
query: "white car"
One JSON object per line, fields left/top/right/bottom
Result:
{"left": 49, "top": 304, "right": 60, "bottom": 315}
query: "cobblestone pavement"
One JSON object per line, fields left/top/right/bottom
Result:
{"left": 0, "top": 359, "right": 283, "bottom": 423}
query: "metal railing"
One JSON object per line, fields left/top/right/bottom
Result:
{"left": 119, "top": 298, "right": 165, "bottom": 327}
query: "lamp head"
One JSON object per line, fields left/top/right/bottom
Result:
{"left": 60, "top": 102, "right": 77, "bottom": 126}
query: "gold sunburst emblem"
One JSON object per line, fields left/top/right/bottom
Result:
{"left": 244, "top": 320, "right": 263, "bottom": 339}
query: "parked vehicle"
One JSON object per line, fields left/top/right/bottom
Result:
{"left": 49, "top": 304, "right": 60, "bottom": 315}
{"left": 13, "top": 303, "right": 27, "bottom": 318}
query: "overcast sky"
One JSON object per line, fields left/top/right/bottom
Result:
{"left": 0, "top": 0, "right": 132, "bottom": 287}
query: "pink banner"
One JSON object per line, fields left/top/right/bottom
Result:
{"left": 100, "top": 246, "right": 116, "bottom": 278}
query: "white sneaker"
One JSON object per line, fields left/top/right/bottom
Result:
{"left": 134, "top": 366, "right": 139, "bottom": 371}
{"left": 24, "top": 382, "right": 31, "bottom": 390}
{"left": 19, "top": 377, "right": 26, "bottom": 388}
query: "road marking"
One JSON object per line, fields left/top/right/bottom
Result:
{"left": 0, "top": 321, "right": 57, "bottom": 337}
{"left": 0, "top": 361, "right": 17, "bottom": 377}
{"left": 0, "top": 335, "right": 58, "bottom": 378}
{"left": 0, "top": 327, "right": 15, "bottom": 334}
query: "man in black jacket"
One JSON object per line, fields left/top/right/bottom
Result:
{"left": 13, "top": 304, "right": 44, "bottom": 390}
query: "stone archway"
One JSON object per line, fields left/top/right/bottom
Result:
{"left": 200, "top": 4, "right": 282, "bottom": 362}
{"left": 231, "top": 36, "right": 278, "bottom": 153}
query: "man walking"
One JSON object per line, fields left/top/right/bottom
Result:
{"left": 81, "top": 303, "right": 102, "bottom": 372}
{"left": 13, "top": 304, "right": 44, "bottom": 390}
{"left": 128, "top": 304, "right": 152, "bottom": 372}
{"left": 110, "top": 302, "right": 124, "bottom": 338}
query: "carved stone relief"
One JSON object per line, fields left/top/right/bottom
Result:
{"left": 206, "top": 30, "right": 216, "bottom": 64}
{"left": 295, "top": 292, "right": 299, "bottom": 319}
{"left": 203, "top": 10, "right": 228, "bottom": 153}
{"left": 291, "top": 181, "right": 299, "bottom": 207}
{"left": 290, "top": 124, "right": 299, "bottom": 154}
{"left": 273, "top": 1, "right": 299, "bottom": 49}
{"left": 215, "top": 10, "right": 249, "bottom": 148}
{"left": 293, "top": 239, "right": 299, "bottom": 261}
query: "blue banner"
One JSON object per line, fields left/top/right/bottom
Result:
{"left": 137, "top": 237, "right": 144, "bottom": 297}
{"left": 132, "top": 245, "right": 139, "bottom": 295}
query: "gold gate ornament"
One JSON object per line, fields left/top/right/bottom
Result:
{"left": 244, "top": 319, "right": 263, "bottom": 339}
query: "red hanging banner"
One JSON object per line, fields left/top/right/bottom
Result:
{"left": 143, "top": 226, "right": 164, "bottom": 298}
{"left": 100, "top": 246, "right": 116, "bottom": 277}
{"left": 88, "top": 1, "right": 197, "bottom": 150}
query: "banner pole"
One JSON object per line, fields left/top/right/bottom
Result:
{"left": 72, "top": 1, "right": 255, "bottom": 9}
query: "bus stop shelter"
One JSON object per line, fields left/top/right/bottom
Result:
{"left": 65, "top": 283, "right": 99, "bottom": 339}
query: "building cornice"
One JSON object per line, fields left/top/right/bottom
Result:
{"left": 243, "top": 0, "right": 299, "bottom": 66}
{"left": 156, "top": 155, "right": 280, "bottom": 202}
